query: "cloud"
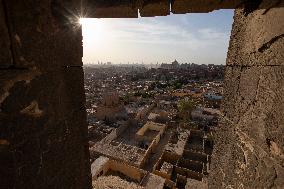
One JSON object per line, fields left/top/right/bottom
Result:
{"left": 82, "top": 10, "right": 233, "bottom": 65}
{"left": 198, "top": 28, "right": 228, "bottom": 40}
{"left": 105, "top": 19, "right": 199, "bottom": 48}
{"left": 105, "top": 18, "right": 230, "bottom": 49}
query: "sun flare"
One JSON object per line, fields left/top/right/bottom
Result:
{"left": 81, "top": 18, "right": 107, "bottom": 44}
{"left": 79, "top": 17, "right": 84, "bottom": 25}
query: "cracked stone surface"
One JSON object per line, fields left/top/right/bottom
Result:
{"left": 0, "top": 1, "right": 91, "bottom": 188}
{"left": 2, "top": 0, "right": 83, "bottom": 70}
{"left": 209, "top": 2, "right": 284, "bottom": 188}
{"left": 0, "top": 1, "right": 12, "bottom": 68}
{"left": 0, "top": 0, "right": 283, "bottom": 189}
{"left": 0, "top": 68, "right": 91, "bottom": 189}
{"left": 227, "top": 3, "right": 284, "bottom": 66}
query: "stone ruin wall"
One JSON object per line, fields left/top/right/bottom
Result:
{"left": 0, "top": 0, "right": 91, "bottom": 189}
{"left": 209, "top": 1, "right": 284, "bottom": 188}
{"left": 0, "top": 0, "right": 283, "bottom": 189}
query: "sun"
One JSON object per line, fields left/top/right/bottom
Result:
{"left": 79, "top": 17, "right": 84, "bottom": 25}
{"left": 81, "top": 18, "right": 109, "bottom": 48}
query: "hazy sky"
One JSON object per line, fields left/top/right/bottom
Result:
{"left": 81, "top": 10, "right": 234, "bottom": 65}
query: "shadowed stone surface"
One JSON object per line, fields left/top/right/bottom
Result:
{"left": 82, "top": 0, "right": 284, "bottom": 18}
{"left": 139, "top": 0, "right": 170, "bottom": 17}
{"left": 83, "top": 0, "right": 138, "bottom": 18}
{"left": 171, "top": 0, "right": 242, "bottom": 13}
{"left": 0, "top": 2, "right": 12, "bottom": 68}
{"left": 0, "top": 1, "right": 91, "bottom": 189}
{"left": 3, "top": 0, "right": 83, "bottom": 69}
{"left": 0, "top": 0, "right": 283, "bottom": 189}
{"left": 0, "top": 68, "right": 91, "bottom": 189}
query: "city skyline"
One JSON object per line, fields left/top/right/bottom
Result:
{"left": 81, "top": 10, "right": 234, "bottom": 65}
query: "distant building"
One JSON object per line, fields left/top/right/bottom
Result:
{"left": 203, "top": 93, "right": 223, "bottom": 100}
{"left": 171, "top": 59, "right": 179, "bottom": 68}
{"left": 95, "top": 92, "right": 128, "bottom": 122}
{"left": 203, "top": 92, "right": 222, "bottom": 108}
{"left": 161, "top": 60, "right": 179, "bottom": 69}
{"left": 160, "top": 63, "right": 171, "bottom": 69}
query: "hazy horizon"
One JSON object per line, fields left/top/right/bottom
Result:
{"left": 81, "top": 10, "right": 234, "bottom": 65}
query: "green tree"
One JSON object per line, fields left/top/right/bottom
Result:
{"left": 123, "top": 94, "right": 130, "bottom": 104}
{"left": 174, "top": 82, "right": 182, "bottom": 89}
{"left": 178, "top": 98, "right": 195, "bottom": 122}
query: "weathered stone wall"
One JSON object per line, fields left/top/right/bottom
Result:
{"left": 82, "top": 0, "right": 274, "bottom": 18}
{"left": 209, "top": 1, "right": 284, "bottom": 188}
{"left": 1, "top": 0, "right": 283, "bottom": 189}
{"left": 0, "top": 0, "right": 91, "bottom": 189}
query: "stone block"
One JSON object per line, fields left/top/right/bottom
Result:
{"left": 3, "top": 0, "right": 83, "bottom": 70}
{"left": 222, "top": 65, "right": 284, "bottom": 123}
{"left": 139, "top": 0, "right": 170, "bottom": 17}
{"left": 0, "top": 2, "right": 12, "bottom": 68}
{"left": 0, "top": 67, "right": 85, "bottom": 116}
{"left": 0, "top": 67, "right": 91, "bottom": 189}
{"left": 171, "top": 0, "right": 242, "bottom": 14}
{"left": 210, "top": 65, "right": 284, "bottom": 188}
{"left": 83, "top": 0, "right": 138, "bottom": 18}
{"left": 227, "top": 5, "right": 284, "bottom": 66}
{"left": 221, "top": 66, "right": 242, "bottom": 122}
